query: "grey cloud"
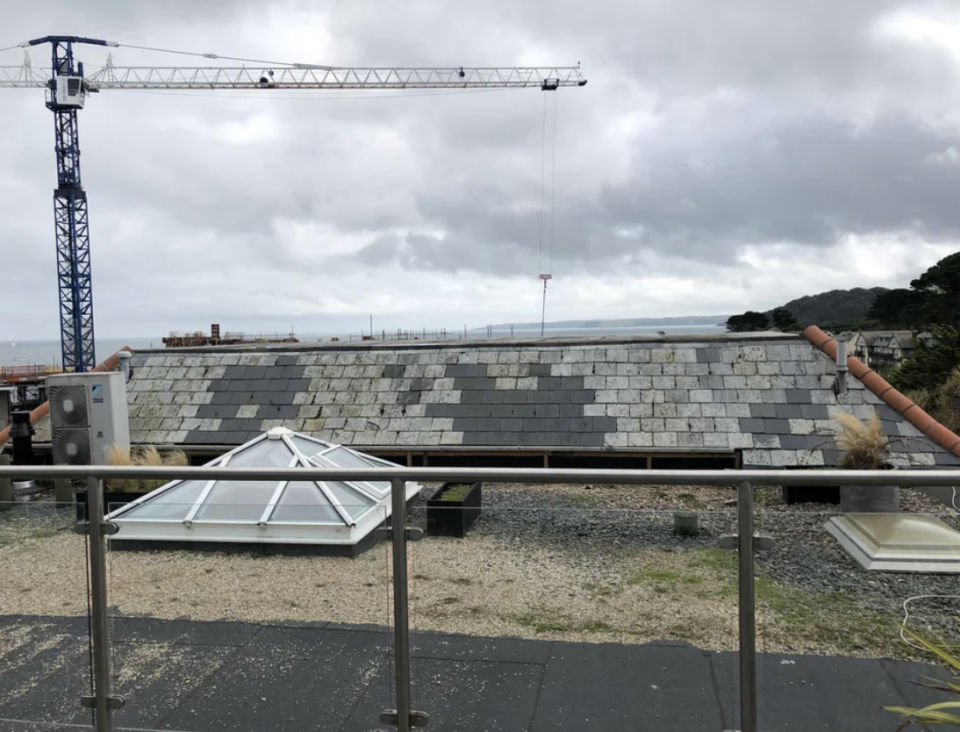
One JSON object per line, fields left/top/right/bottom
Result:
{"left": 350, "top": 113, "right": 960, "bottom": 276}
{"left": 601, "top": 115, "right": 960, "bottom": 249}
{"left": 2, "top": 0, "right": 960, "bottom": 338}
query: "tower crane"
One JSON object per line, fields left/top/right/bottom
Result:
{"left": 0, "top": 36, "right": 587, "bottom": 372}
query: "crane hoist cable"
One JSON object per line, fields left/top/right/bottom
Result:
{"left": 538, "top": 88, "right": 559, "bottom": 336}
{"left": 0, "top": 38, "right": 334, "bottom": 68}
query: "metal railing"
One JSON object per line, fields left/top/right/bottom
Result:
{"left": 1, "top": 464, "right": 958, "bottom": 732}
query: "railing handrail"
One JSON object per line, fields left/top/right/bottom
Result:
{"left": 6, "top": 466, "right": 954, "bottom": 731}
{"left": 1, "top": 465, "right": 958, "bottom": 485}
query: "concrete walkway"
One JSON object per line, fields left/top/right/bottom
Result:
{"left": 0, "top": 615, "right": 942, "bottom": 731}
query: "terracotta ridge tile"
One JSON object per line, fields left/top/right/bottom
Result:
{"left": 801, "top": 325, "right": 960, "bottom": 457}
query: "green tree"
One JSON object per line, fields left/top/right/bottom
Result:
{"left": 769, "top": 307, "right": 799, "bottom": 331}
{"left": 911, "top": 252, "right": 960, "bottom": 326}
{"left": 867, "top": 288, "right": 926, "bottom": 328}
{"left": 890, "top": 325, "right": 960, "bottom": 392}
{"left": 726, "top": 311, "right": 770, "bottom": 332}
{"left": 780, "top": 287, "right": 887, "bottom": 326}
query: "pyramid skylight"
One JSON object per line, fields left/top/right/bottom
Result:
{"left": 107, "top": 427, "right": 419, "bottom": 549}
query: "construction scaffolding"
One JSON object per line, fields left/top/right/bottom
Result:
{"left": 161, "top": 324, "right": 299, "bottom": 349}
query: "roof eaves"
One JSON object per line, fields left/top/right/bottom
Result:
{"left": 802, "top": 325, "right": 960, "bottom": 458}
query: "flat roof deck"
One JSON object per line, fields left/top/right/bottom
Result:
{"left": 0, "top": 614, "right": 943, "bottom": 731}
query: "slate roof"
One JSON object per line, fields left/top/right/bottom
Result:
{"left": 111, "top": 334, "right": 960, "bottom": 469}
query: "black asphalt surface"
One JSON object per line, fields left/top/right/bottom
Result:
{"left": 0, "top": 615, "right": 942, "bottom": 731}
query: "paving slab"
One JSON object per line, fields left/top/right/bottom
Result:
{"left": 159, "top": 623, "right": 388, "bottom": 732}
{"left": 0, "top": 618, "right": 92, "bottom": 726}
{"left": 1, "top": 615, "right": 952, "bottom": 732}
{"left": 880, "top": 657, "right": 946, "bottom": 716}
{"left": 711, "top": 651, "right": 913, "bottom": 732}
{"left": 410, "top": 630, "right": 553, "bottom": 665}
{"left": 530, "top": 641, "right": 724, "bottom": 732}
{"left": 108, "top": 641, "right": 240, "bottom": 729}
{"left": 110, "top": 616, "right": 263, "bottom": 647}
{"left": 344, "top": 657, "right": 544, "bottom": 732}
{"left": 1, "top": 616, "right": 240, "bottom": 730}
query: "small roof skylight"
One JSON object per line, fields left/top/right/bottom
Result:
{"left": 107, "top": 427, "right": 418, "bottom": 548}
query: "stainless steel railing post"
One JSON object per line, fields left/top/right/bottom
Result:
{"left": 737, "top": 480, "right": 757, "bottom": 732}
{"left": 390, "top": 477, "right": 412, "bottom": 732}
{"left": 87, "top": 474, "right": 116, "bottom": 732}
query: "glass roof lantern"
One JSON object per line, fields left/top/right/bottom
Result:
{"left": 107, "top": 427, "right": 419, "bottom": 549}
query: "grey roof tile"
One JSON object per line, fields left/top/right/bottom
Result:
{"left": 697, "top": 347, "right": 721, "bottom": 363}
{"left": 701, "top": 403, "right": 726, "bottom": 417}
{"left": 778, "top": 434, "right": 808, "bottom": 450}
{"left": 121, "top": 341, "right": 952, "bottom": 465}
{"left": 799, "top": 404, "right": 829, "bottom": 420}
{"left": 775, "top": 404, "right": 803, "bottom": 419}
{"left": 763, "top": 419, "right": 790, "bottom": 433}
{"left": 704, "top": 432, "right": 730, "bottom": 448}
{"left": 749, "top": 403, "right": 776, "bottom": 419}
{"left": 785, "top": 389, "right": 812, "bottom": 404}
{"left": 742, "top": 449, "right": 772, "bottom": 466}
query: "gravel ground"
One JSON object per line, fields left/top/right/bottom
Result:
{"left": 1, "top": 484, "right": 958, "bottom": 659}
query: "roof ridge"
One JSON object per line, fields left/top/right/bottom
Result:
{"left": 0, "top": 347, "right": 133, "bottom": 451}
{"left": 802, "top": 326, "right": 960, "bottom": 458}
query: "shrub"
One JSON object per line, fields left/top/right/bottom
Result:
{"left": 906, "top": 368, "right": 960, "bottom": 434}
{"left": 832, "top": 412, "right": 891, "bottom": 470}
{"left": 891, "top": 325, "right": 960, "bottom": 393}
{"left": 884, "top": 619, "right": 960, "bottom": 729}
{"left": 106, "top": 444, "right": 188, "bottom": 493}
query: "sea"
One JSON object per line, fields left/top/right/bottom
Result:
{"left": 0, "top": 324, "right": 727, "bottom": 368}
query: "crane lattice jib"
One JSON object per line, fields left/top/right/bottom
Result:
{"left": 1, "top": 65, "right": 585, "bottom": 90}
{"left": 0, "top": 35, "right": 586, "bottom": 374}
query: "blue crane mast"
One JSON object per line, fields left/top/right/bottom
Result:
{"left": 28, "top": 36, "right": 116, "bottom": 372}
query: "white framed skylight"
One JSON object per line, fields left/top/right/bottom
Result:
{"left": 107, "top": 427, "right": 419, "bottom": 547}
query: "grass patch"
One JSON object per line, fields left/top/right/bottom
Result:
{"left": 615, "top": 549, "right": 900, "bottom": 655}
{"left": 26, "top": 529, "right": 57, "bottom": 540}
{"left": 584, "top": 582, "right": 617, "bottom": 597}
{"left": 755, "top": 575, "right": 896, "bottom": 652}
{"left": 690, "top": 548, "right": 738, "bottom": 574}
{"left": 515, "top": 609, "right": 615, "bottom": 635}
{"left": 0, "top": 515, "right": 65, "bottom": 550}
{"left": 754, "top": 485, "right": 785, "bottom": 507}
{"left": 569, "top": 494, "right": 601, "bottom": 508}
{"left": 675, "top": 491, "right": 706, "bottom": 508}
{"left": 436, "top": 483, "right": 474, "bottom": 502}
{"left": 627, "top": 568, "right": 704, "bottom": 586}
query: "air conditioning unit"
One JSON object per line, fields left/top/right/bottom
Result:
{"left": 48, "top": 372, "right": 129, "bottom": 466}
{"left": 55, "top": 76, "right": 87, "bottom": 108}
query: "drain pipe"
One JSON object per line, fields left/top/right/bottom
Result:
{"left": 10, "top": 411, "right": 36, "bottom": 500}
{"left": 834, "top": 339, "right": 848, "bottom": 396}
{"left": 117, "top": 351, "right": 132, "bottom": 383}
{"left": 0, "top": 453, "right": 10, "bottom": 508}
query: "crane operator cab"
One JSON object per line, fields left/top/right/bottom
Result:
{"left": 55, "top": 76, "right": 87, "bottom": 108}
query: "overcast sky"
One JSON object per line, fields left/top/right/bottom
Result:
{"left": 2, "top": 1, "right": 960, "bottom": 339}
